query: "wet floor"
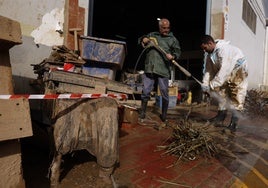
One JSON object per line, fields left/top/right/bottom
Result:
{"left": 165, "top": 104, "right": 268, "bottom": 188}
{"left": 21, "top": 103, "right": 268, "bottom": 188}
{"left": 216, "top": 117, "right": 268, "bottom": 188}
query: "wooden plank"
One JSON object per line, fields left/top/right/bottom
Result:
{"left": 0, "top": 15, "right": 22, "bottom": 50}
{"left": 0, "top": 52, "right": 14, "bottom": 94}
{"left": 56, "top": 82, "right": 96, "bottom": 93}
{"left": 0, "top": 99, "right": 32, "bottom": 141}
{"left": 45, "top": 70, "right": 134, "bottom": 94}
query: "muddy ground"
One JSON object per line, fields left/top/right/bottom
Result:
{"left": 21, "top": 120, "right": 120, "bottom": 188}
{"left": 21, "top": 99, "right": 268, "bottom": 188}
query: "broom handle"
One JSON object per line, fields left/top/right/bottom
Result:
{"left": 149, "top": 41, "right": 203, "bottom": 85}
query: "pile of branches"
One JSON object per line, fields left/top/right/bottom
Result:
{"left": 244, "top": 89, "right": 268, "bottom": 118}
{"left": 157, "top": 115, "right": 219, "bottom": 162}
{"left": 48, "top": 45, "right": 85, "bottom": 64}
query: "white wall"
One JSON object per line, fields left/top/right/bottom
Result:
{"left": 264, "top": 28, "right": 268, "bottom": 86}
{"left": 223, "top": 0, "right": 267, "bottom": 89}
{"left": 0, "top": 0, "right": 65, "bottom": 93}
{"left": 0, "top": 0, "right": 89, "bottom": 94}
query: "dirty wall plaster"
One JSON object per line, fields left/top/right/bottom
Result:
{"left": 0, "top": 0, "right": 89, "bottom": 95}
{"left": 31, "top": 8, "right": 64, "bottom": 46}
{"left": 0, "top": 0, "right": 66, "bottom": 94}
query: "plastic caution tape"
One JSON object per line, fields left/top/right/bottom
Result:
{"left": 0, "top": 93, "right": 128, "bottom": 100}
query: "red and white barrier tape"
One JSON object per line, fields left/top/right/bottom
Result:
{"left": 0, "top": 93, "right": 128, "bottom": 100}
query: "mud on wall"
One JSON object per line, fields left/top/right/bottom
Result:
{"left": 0, "top": 0, "right": 89, "bottom": 95}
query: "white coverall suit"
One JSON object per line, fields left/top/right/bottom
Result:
{"left": 202, "top": 40, "right": 248, "bottom": 111}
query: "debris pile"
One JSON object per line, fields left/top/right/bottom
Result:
{"left": 157, "top": 115, "right": 220, "bottom": 163}
{"left": 31, "top": 45, "right": 85, "bottom": 77}
{"left": 244, "top": 89, "right": 268, "bottom": 118}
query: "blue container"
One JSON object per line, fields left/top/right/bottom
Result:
{"left": 82, "top": 66, "right": 116, "bottom": 80}
{"left": 81, "top": 36, "right": 127, "bottom": 70}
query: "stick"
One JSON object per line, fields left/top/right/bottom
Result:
{"left": 69, "top": 28, "right": 82, "bottom": 54}
{"left": 155, "top": 178, "right": 192, "bottom": 188}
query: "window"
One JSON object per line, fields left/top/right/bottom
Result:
{"left": 242, "top": 0, "right": 257, "bottom": 33}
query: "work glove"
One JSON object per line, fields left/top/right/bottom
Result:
{"left": 201, "top": 84, "right": 210, "bottom": 93}
{"left": 213, "top": 86, "right": 220, "bottom": 92}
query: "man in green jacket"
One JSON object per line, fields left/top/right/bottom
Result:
{"left": 138, "top": 18, "right": 181, "bottom": 127}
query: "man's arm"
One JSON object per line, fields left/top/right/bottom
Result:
{"left": 138, "top": 35, "right": 151, "bottom": 48}
{"left": 171, "top": 38, "right": 181, "bottom": 60}
{"left": 210, "top": 48, "right": 236, "bottom": 89}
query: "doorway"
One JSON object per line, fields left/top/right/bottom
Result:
{"left": 90, "top": 0, "right": 207, "bottom": 81}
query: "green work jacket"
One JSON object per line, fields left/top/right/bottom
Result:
{"left": 138, "top": 31, "right": 181, "bottom": 78}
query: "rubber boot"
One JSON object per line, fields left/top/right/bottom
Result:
{"left": 227, "top": 112, "right": 238, "bottom": 132}
{"left": 160, "top": 100, "right": 168, "bottom": 121}
{"left": 139, "top": 100, "right": 148, "bottom": 121}
{"left": 159, "top": 100, "right": 169, "bottom": 129}
{"left": 208, "top": 110, "right": 227, "bottom": 125}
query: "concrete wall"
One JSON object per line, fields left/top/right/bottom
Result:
{"left": 264, "top": 28, "right": 268, "bottom": 86}
{"left": 0, "top": 14, "right": 27, "bottom": 188}
{"left": 0, "top": 0, "right": 89, "bottom": 94}
{"left": 224, "top": 0, "right": 266, "bottom": 89}
{"left": 211, "top": 0, "right": 267, "bottom": 89}
{"left": 210, "top": 0, "right": 267, "bottom": 89}
{"left": 0, "top": 0, "right": 63, "bottom": 93}
{"left": 0, "top": 2, "right": 89, "bottom": 187}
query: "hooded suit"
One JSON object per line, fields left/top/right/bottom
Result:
{"left": 202, "top": 40, "right": 248, "bottom": 111}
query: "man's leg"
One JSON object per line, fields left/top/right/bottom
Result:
{"left": 227, "top": 67, "right": 248, "bottom": 132}
{"left": 139, "top": 100, "right": 147, "bottom": 120}
{"left": 158, "top": 76, "right": 169, "bottom": 124}
{"left": 139, "top": 73, "right": 154, "bottom": 121}
{"left": 208, "top": 86, "right": 228, "bottom": 126}
{"left": 226, "top": 110, "right": 239, "bottom": 132}
{"left": 208, "top": 110, "right": 227, "bottom": 124}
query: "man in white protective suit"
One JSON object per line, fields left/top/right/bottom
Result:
{"left": 200, "top": 35, "right": 248, "bottom": 132}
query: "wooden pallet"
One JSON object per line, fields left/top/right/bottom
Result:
{"left": 44, "top": 70, "right": 134, "bottom": 95}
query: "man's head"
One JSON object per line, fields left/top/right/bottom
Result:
{"left": 158, "top": 18, "right": 170, "bottom": 36}
{"left": 200, "top": 35, "right": 216, "bottom": 53}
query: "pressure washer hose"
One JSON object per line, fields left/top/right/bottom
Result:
{"left": 133, "top": 47, "right": 148, "bottom": 74}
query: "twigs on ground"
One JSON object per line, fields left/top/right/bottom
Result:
{"left": 157, "top": 115, "right": 219, "bottom": 162}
